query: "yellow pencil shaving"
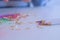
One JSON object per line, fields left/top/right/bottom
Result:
{"left": 15, "top": 21, "right": 24, "bottom": 25}
{"left": 21, "top": 14, "right": 29, "bottom": 18}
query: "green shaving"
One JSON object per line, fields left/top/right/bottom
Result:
{"left": 0, "top": 18, "right": 9, "bottom": 24}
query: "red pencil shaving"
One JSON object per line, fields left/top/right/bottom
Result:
{"left": 2, "top": 14, "right": 20, "bottom": 21}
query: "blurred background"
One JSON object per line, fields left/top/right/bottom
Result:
{"left": 0, "top": 0, "right": 49, "bottom": 8}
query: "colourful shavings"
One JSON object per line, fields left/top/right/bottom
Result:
{"left": 0, "top": 13, "right": 29, "bottom": 21}
{"left": 0, "top": 14, "right": 20, "bottom": 21}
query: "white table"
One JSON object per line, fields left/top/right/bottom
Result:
{"left": 0, "top": 3, "right": 60, "bottom": 40}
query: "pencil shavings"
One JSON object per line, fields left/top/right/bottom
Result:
{"left": 0, "top": 18, "right": 9, "bottom": 24}
{"left": 21, "top": 14, "right": 29, "bottom": 19}
{"left": 0, "top": 14, "right": 20, "bottom": 21}
{"left": 15, "top": 21, "right": 24, "bottom": 25}
{"left": 0, "top": 13, "right": 29, "bottom": 21}
{"left": 36, "top": 20, "right": 52, "bottom": 26}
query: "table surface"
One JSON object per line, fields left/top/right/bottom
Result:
{"left": 0, "top": 0, "right": 60, "bottom": 40}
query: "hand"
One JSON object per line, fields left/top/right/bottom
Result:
{"left": 3, "top": 0, "right": 9, "bottom": 2}
{"left": 23, "top": 0, "right": 31, "bottom": 2}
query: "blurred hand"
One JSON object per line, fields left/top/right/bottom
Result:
{"left": 3, "top": 0, "right": 9, "bottom": 2}
{"left": 23, "top": 0, "right": 31, "bottom": 2}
